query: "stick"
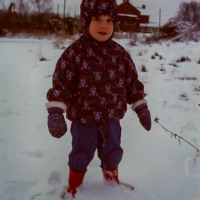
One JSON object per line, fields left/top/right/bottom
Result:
{"left": 154, "top": 117, "right": 200, "bottom": 153}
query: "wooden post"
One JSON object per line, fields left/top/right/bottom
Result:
{"left": 57, "top": 4, "right": 59, "bottom": 17}
{"left": 159, "top": 8, "right": 161, "bottom": 28}
{"left": 63, "top": 0, "right": 66, "bottom": 19}
{"left": 63, "top": 0, "right": 66, "bottom": 30}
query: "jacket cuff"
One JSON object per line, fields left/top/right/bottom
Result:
{"left": 131, "top": 99, "right": 147, "bottom": 111}
{"left": 46, "top": 101, "right": 67, "bottom": 112}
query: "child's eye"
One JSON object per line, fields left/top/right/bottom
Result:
{"left": 107, "top": 18, "right": 113, "bottom": 23}
{"left": 92, "top": 17, "right": 113, "bottom": 23}
{"left": 93, "top": 17, "right": 101, "bottom": 22}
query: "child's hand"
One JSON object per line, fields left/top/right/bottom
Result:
{"left": 47, "top": 107, "right": 67, "bottom": 138}
{"left": 134, "top": 104, "right": 151, "bottom": 131}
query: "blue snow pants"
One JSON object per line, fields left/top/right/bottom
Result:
{"left": 68, "top": 119, "right": 123, "bottom": 172}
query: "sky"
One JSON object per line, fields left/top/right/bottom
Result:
{"left": 0, "top": 0, "right": 195, "bottom": 26}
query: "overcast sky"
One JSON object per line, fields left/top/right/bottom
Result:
{"left": 1, "top": 0, "right": 194, "bottom": 26}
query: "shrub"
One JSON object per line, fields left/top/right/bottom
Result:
{"left": 141, "top": 65, "right": 148, "bottom": 72}
{"left": 169, "top": 63, "right": 178, "bottom": 67}
{"left": 179, "top": 92, "right": 189, "bottom": 101}
{"left": 176, "top": 56, "right": 191, "bottom": 62}
{"left": 176, "top": 76, "right": 197, "bottom": 81}
{"left": 151, "top": 52, "right": 163, "bottom": 60}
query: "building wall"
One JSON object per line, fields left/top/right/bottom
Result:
{"left": 117, "top": 1, "right": 150, "bottom": 32}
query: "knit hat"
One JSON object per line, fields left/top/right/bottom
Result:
{"left": 80, "top": 0, "right": 118, "bottom": 30}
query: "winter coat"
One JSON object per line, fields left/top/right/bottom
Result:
{"left": 47, "top": 34, "right": 146, "bottom": 124}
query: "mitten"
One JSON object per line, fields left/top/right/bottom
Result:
{"left": 134, "top": 103, "right": 151, "bottom": 131}
{"left": 47, "top": 107, "right": 67, "bottom": 138}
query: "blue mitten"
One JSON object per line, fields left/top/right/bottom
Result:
{"left": 135, "top": 104, "right": 151, "bottom": 131}
{"left": 47, "top": 107, "right": 67, "bottom": 138}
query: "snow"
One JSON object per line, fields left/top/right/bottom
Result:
{"left": 0, "top": 36, "right": 200, "bottom": 200}
{"left": 118, "top": 13, "right": 138, "bottom": 18}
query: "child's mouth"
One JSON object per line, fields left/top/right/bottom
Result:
{"left": 98, "top": 32, "right": 107, "bottom": 35}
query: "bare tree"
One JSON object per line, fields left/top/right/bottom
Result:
{"left": 30, "top": 0, "right": 52, "bottom": 14}
{"left": 189, "top": 1, "right": 200, "bottom": 23}
{"left": 17, "top": 0, "right": 29, "bottom": 14}
{"left": 177, "top": 1, "right": 200, "bottom": 23}
{"left": 0, "top": 2, "right": 15, "bottom": 34}
{"left": 30, "top": 0, "right": 53, "bottom": 27}
{"left": 15, "top": 0, "right": 30, "bottom": 25}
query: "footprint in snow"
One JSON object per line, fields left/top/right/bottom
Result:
{"left": 25, "top": 150, "right": 45, "bottom": 158}
{"left": 48, "top": 171, "right": 62, "bottom": 185}
{"left": 1, "top": 180, "right": 36, "bottom": 199}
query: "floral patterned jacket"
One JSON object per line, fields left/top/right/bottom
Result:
{"left": 46, "top": 34, "right": 146, "bottom": 124}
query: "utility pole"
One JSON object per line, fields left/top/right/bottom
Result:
{"left": 159, "top": 8, "right": 161, "bottom": 28}
{"left": 63, "top": 0, "right": 66, "bottom": 19}
{"left": 57, "top": 4, "right": 59, "bottom": 17}
{"left": 63, "top": 0, "right": 66, "bottom": 30}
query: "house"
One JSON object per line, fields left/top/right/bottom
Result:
{"left": 117, "top": 0, "right": 149, "bottom": 32}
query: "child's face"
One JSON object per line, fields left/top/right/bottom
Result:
{"left": 89, "top": 15, "right": 114, "bottom": 42}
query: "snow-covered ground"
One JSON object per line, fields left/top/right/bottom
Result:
{"left": 0, "top": 36, "right": 200, "bottom": 200}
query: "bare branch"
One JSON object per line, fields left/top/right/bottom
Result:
{"left": 154, "top": 116, "right": 200, "bottom": 153}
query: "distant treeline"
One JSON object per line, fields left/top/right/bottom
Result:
{"left": 1, "top": 0, "right": 200, "bottom": 37}
{"left": 161, "top": 1, "right": 200, "bottom": 36}
{"left": 0, "top": 0, "right": 82, "bottom": 35}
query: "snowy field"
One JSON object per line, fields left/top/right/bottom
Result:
{"left": 0, "top": 36, "right": 200, "bottom": 200}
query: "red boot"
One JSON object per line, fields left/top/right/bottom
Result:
{"left": 60, "top": 170, "right": 85, "bottom": 199}
{"left": 102, "top": 166, "right": 119, "bottom": 184}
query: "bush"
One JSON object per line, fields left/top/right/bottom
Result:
{"left": 176, "top": 56, "right": 191, "bottom": 62}
{"left": 141, "top": 65, "right": 148, "bottom": 72}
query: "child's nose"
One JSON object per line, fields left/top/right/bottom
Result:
{"left": 99, "top": 21, "right": 107, "bottom": 27}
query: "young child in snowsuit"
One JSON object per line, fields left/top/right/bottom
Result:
{"left": 46, "top": 0, "right": 151, "bottom": 198}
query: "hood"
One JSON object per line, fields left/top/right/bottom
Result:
{"left": 80, "top": 0, "right": 118, "bottom": 32}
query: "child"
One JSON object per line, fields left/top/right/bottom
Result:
{"left": 46, "top": 0, "right": 151, "bottom": 198}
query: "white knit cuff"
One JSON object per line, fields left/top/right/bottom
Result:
{"left": 46, "top": 101, "right": 67, "bottom": 112}
{"left": 131, "top": 99, "right": 147, "bottom": 111}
